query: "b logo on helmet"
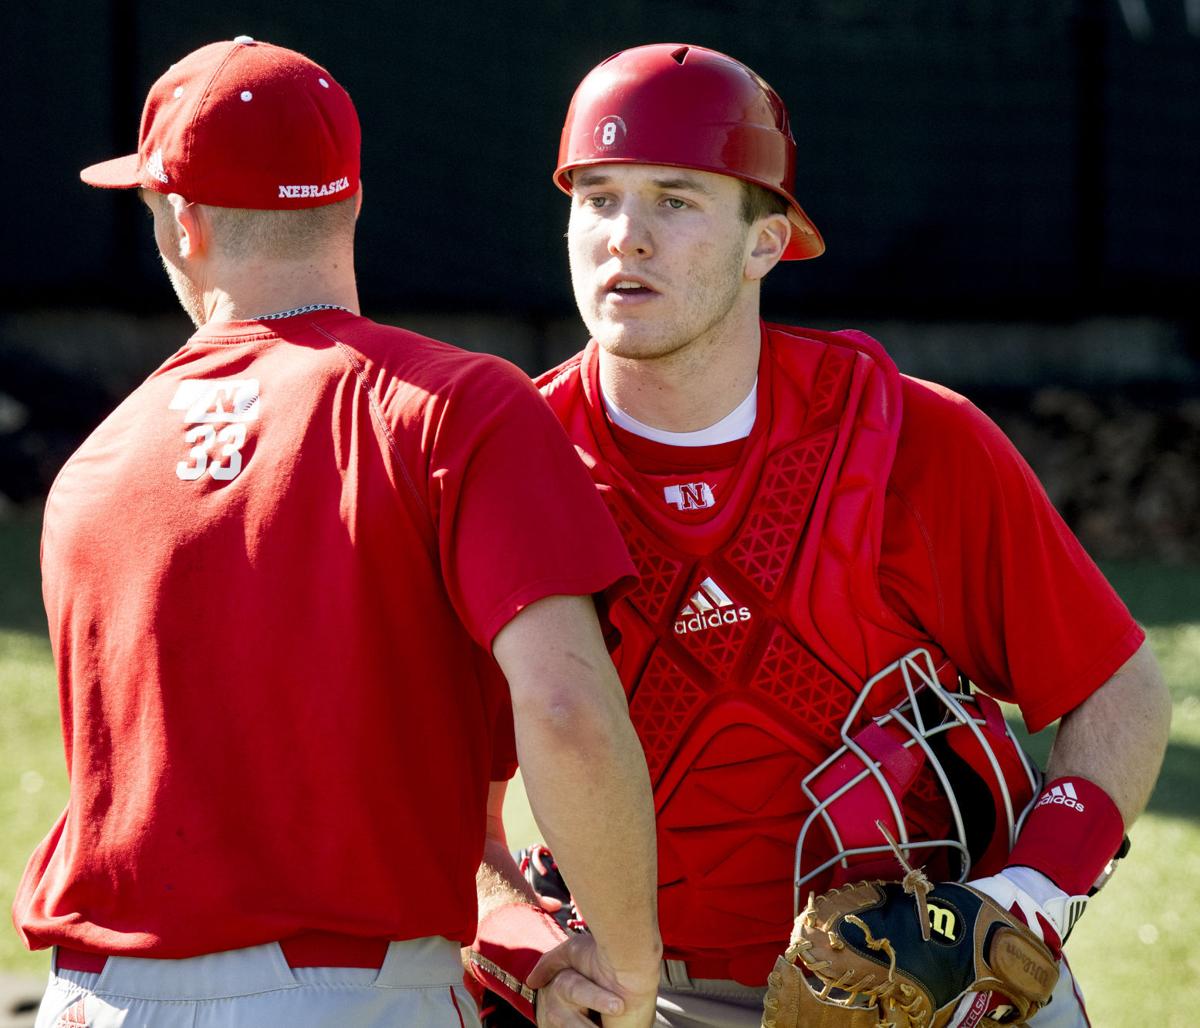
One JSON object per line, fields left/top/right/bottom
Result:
{"left": 593, "top": 116, "right": 627, "bottom": 150}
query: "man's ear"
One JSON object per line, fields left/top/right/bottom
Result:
{"left": 166, "top": 193, "right": 207, "bottom": 259}
{"left": 745, "top": 213, "right": 791, "bottom": 282}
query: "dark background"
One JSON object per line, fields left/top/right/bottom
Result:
{"left": 1, "top": 0, "right": 1198, "bottom": 557}
{"left": 3, "top": 0, "right": 1198, "bottom": 316}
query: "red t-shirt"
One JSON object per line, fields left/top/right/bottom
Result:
{"left": 880, "top": 376, "right": 1143, "bottom": 731}
{"left": 14, "top": 309, "right": 633, "bottom": 958}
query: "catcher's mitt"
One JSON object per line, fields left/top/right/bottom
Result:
{"left": 763, "top": 879, "right": 1059, "bottom": 1028}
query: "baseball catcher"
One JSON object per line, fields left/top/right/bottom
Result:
{"left": 472, "top": 39, "right": 1169, "bottom": 1028}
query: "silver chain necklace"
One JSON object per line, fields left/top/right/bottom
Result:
{"left": 254, "top": 303, "right": 352, "bottom": 321}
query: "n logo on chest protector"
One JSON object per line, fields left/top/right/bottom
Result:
{"left": 663, "top": 482, "right": 715, "bottom": 511}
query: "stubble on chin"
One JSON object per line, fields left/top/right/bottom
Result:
{"left": 591, "top": 322, "right": 697, "bottom": 366}
{"left": 586, "top": 310, "right": 658, "bottom": 360}
{"left": 160, "top": 253, "right": 204, "bottom": 328}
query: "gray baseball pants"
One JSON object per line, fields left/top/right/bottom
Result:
{"left": 33, "top": 935, "right": 477, "bottom": 1027}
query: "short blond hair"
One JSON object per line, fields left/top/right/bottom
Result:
{"left": 144, "top": 189, "right": 357, "bottom": 259}
{"left": 205, "top": 195, "right": 358, "bottom": 259}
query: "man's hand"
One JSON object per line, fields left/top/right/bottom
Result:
{"left": 530, "top": 934, "right": 659, "bottom": 1028}
{"left": 530, "top": 935, "right": 622, "bottom": 1027}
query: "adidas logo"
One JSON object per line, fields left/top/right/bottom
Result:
{"left": 1051, "top": 895, "right": 1089, "bottom": 940}
{"left": 1036, "top": 781, "right": 1085, "bottom": 812}
{"left": 674, "top": 577, "right": 751, "bottom": 635}
{"left": 54, "top": 999, "right": 88, "bottom": 1026}
{"left": 145, "top": 148, "right": 168, "bottom": 184}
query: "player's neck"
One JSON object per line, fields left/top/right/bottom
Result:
{"left": 598, "top": 309, "right": 761, "bottom": 434}
{"left": 192, "top": 250, "right": 360, "bottom": 325}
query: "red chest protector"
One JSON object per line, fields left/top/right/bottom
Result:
{"left": 539, "top": 325, "right": 1019, "bottom": 982}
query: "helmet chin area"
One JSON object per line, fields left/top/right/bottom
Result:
{"left": 793, "top": 648, "right": 1042, "bottom": 914}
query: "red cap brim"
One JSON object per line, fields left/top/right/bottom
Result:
{"left": 80, "top": 153, "right": 142, "bottom": 188}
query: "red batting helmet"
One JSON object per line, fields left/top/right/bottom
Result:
{"left": 793, "top": 649, "right": 1042, "bottom": 912}
{"left": 554, "top": 43, "right": 824, "bottom": 260}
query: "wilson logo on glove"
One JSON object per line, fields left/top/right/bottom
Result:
{"left": 926, "top": 902, "right": 961, "bottom": 944}
{"left": 996, "top": 937, "right": 1056, "bottom": 993}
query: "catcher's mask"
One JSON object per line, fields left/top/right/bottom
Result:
{"left": 794, "top": 649, "right": 1041, "bottom": 914}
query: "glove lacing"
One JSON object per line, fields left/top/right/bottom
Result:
{"left": 784, "top": 883, "right": 925, "bottom": 1027}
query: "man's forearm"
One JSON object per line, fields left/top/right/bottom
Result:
{"left": 516, "top": 685, "right": 660, "bottom": 971}
{"left": 477, "top": 830, "right": 540, "bottom": 916}
{"left": 493, "top": 593, "right": 662, "bottom": 1020}
{"left": 1046, "top": 639, "right": 1171, "bottom": 825}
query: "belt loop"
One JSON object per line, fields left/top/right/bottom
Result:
{"left": 662, "top": 958, "right": 692, "bottom": 990}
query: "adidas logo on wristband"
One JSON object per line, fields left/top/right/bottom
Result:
{"left": 1036, "top": 781, "right": 1086, "bottom": 812}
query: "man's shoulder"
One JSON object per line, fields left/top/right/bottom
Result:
{"left": 340, "top": 316, "right": 504, "bottom": 367}
{"left": 338, "top": 315, "right": 532, "bottom": 392}
{"left": 892, "top": 374, "right": 1029, "bottom": 497}
{"left": 898, "top": 375, "right": 1005, "bottom": 444}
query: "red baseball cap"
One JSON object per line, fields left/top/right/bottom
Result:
{"left": 81, "top": 37, "right": 360, "bottom": 210}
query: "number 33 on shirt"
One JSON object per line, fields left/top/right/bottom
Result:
{"left": 168, "top": 378, "right": 260, "bottom": 482}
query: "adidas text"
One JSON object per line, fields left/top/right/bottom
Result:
{"left": 1036, "top": 782, "right": 1085, "bottom": 812}
{"left": 674, "top": 607, "right": 752, "bottom": 635}
{"left": 1036, "top": 793, "right": 1085, "bottom": 812}
{"left": 146, "top": 148, "right": 168, "bottom": 184}
{"left": 674, "top": 576, "right": 751, "bottom": 635}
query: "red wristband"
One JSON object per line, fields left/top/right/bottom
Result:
{"left": 467, "top": 903, "right": 569, "bottom": 1022}
{"left": 1006, "top": 776, "right": 1125, "bottom": 896}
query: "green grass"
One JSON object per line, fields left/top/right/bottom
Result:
{"left": 0, "top": 629, "right": 64, "bottom": 970}
{"left": 1001, "top": 612, "right": 1200, "bottom": 1026}
{"left": 0, "top": 508, "right": 65, "bottom": 977}
{"left": 2, "top": 508, "right": 1198, "bottom": 1021}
